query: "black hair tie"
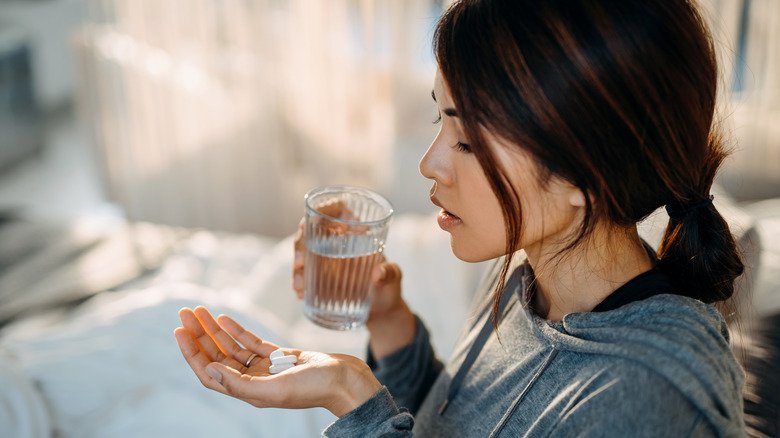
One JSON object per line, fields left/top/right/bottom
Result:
{"left": 665, "top": 194, "right": 714, "bottom": 222}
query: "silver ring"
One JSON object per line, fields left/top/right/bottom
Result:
{"left": 244, "top": 353, "right": 259, "bottom": 367}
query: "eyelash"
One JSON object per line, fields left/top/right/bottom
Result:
{"left": 453, "top": 141, "right": 471, "bottom": 153}
{"left": 432, "top": 113, "right": 471, "bottom": 153}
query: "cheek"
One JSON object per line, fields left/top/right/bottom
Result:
{"left": 451, "top": 168, "right": 508, "bottom": 262}
{"left": 450, "top": 221, "right": 506, "bottom": 262}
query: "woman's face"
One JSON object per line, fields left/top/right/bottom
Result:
{"left": 419, "top": 71, "right": 584, "bottom": 262}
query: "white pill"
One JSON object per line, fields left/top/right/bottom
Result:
{"left": 271, "top": 354, "right": 297, "bottom": 365}
{"left": 269, "top": 363, "right": 294, "bottom": 374}
{"left": 269, "top": 349, "right": 285, "bottom": 361}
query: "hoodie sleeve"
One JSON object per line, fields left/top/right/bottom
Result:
{"left": 365, "top": 315, "right": 443, "bottom": 414}
{"left": 322, "top": 315, "right": 441, "bottom": 436}
{"left": 321, "top": 386, "right": 414, "bottom": 437}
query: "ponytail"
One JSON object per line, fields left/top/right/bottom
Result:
{"left": 657, "top": 195, "right": 745, "bottom": 304}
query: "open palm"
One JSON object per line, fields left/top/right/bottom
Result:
{"left": 173, "top": 306, "right": 379, "bottom": 415}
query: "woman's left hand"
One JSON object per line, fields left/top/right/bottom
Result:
{"left": 173, "top": 306, "right": 382, "bottom": 417}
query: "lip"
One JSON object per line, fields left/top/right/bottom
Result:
{"left": 430, "top": 194, "right": 445, "bottom": 210}
{"left": 431, "top": 195, "right": 460, "bottom": 219}
{"left": 430, "top": 193, "right": 463, "bottom": 230}
{"left": 430, "top": 194, "right": 459, "bottom": 217}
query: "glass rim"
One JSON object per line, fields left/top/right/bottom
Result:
{"left": 304, "top": 185, "right": 394, "bottom": 226}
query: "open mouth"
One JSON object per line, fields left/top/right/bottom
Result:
{"left": 430, "top": 194, "right": 463, "bottom": 229}
{"left": 436, "top": 208, "right": 463, "bottom": 230}
{"left": 439, "top": 208, "right": 460, "bottom": 220}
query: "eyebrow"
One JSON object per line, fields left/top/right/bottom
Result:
{"left": 431, "top": 89, "right": 459, "bottom": 118}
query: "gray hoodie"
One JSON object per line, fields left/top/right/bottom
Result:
{"left": 323, "top": 261, "right": 746, "bottom": 437}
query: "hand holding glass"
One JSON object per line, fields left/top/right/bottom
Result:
{"left": 302, "top": 186, "right": 393, "bottom": 330}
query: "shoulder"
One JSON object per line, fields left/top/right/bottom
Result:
{"left": 547, "top": 362, "right": 715, "bottom": 436}
{"left": 542, "top": 296, "right": 745, "bottom": 436}
{"left": 564, "top": 361, "right": 695, "bottom": 408}
{"left": 561, "top": 293, "right": 733, "bottom": 357}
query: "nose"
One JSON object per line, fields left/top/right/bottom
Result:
{"left": 419, "top": 132, "right": 453, "bottom": 185}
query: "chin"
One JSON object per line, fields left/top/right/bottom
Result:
{"left": 449, "top": 236, "right": 502, "bottom": 263}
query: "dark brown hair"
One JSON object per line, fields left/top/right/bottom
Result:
{"left": 433, "top": 0, "right": 745, "bottom": 323}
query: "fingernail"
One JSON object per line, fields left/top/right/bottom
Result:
{"left": 293, "top": 274, "right": 303, "bottom": 289}
{"left": 206, "top": 364, "right": 222, "bottom": 383}
{"left": 380, "top": 265, "right": 387, "bottom": 280}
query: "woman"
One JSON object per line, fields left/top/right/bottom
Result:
{"left": 174, "top": 0, "right": 747, "bottom": 435}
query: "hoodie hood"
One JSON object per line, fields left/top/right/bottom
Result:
{"left": 526, "top": 293, "right": 745, "bottom": 435}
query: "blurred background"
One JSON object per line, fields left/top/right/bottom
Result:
{"left": 0, "top": 0, "right": 449, "bottom": 237}
{"left": 0, "top": 1, "right": 778, "bottom": 437}
{"left": 0, "top": 0, "right": 778, "bottom": 235}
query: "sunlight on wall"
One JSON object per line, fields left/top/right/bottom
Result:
{"left": 75, "top": 0, "right": 778, "bottom": 237}
{"left": 76, "top": 0, "right": 446, "bottom": 236}
{"left": 701, "top": 0, "right": 780, "bottom": 199}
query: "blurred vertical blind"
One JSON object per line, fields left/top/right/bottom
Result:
{"left": 74, "top": 0, "right": 779, "bottom": 236}
{"left": 75, "top": 0, "right": 446, "bottom": 236}
{"left": 702, "top": 0, "right": 780, "bottom": 199}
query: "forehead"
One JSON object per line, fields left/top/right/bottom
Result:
{"left": 433, "top": 70, "right": 454, "bottom": 105}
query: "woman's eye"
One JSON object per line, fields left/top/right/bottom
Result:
{"left": 454, "top": 141, "right": 471, "bottom": 153}
{"left": 433, "top": 114, "right": 442, "bottom": 124}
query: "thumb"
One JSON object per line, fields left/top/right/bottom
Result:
{"left": 372, "top": 262, "right": 402, "bottom": 286}
{"left": 206, "top": 362, "right": 250, "bottom": 398}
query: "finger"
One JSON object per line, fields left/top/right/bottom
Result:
{"left": 292, "top": 269, "right": 304, "bottom": 297}
{"left": 293, "top": 247, "right": 304, "bottom": 270}
{"left": 292, "top": 250, "right": 304, "bottom": 295}
{"left": 316, "top": 199, "right": 347, "bottom": 218}
{"left": 313, "top": 200, "right": 354, "bottom": 235}
{"left": 216, "top": 314, "right": 280, "bottom": 357}
{"left": 292, "top": 277, "right": 304, "bottom": 299}
{"left": 294, "top": 217, "right": 304, "bottom": 240}
{"left": 174, "top": 327, "right": 230, "bottom": 394}
{"left": 371, "top": 264, "right": 386, "bottom": 284}
{"left": 294, "top": 219, "right": 305, "bottom": 252}
{"left": 193, "top": 306, "right": 251, "bottom": 368}
{"left": 293, "top": 218, "right": 305, "bottom": 298}
{"left": 178, "top": 307, "right": 225, "bottom": 362}
{"left": 372, "top": 262, "right": 402, "bottom": 285}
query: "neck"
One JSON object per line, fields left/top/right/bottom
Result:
{"left": 525, "top": 225, "right": 653, "bottom": 321}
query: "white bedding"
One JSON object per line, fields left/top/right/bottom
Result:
{"left": 1, "top": 197, "right": 777, "bottom": 438}
{"left": 1, "top": 284, "right": 335, "bottom": 437}
{"left": 0, "top": 213, "right": 486, "bottom": 437}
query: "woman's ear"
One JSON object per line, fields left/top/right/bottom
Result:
{"left": 568, "top": 188, "right": 587, "bottom": 208}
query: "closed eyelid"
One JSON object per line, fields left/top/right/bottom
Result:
{"left": 453, "top": 141, "right": 471, "bottom": 152}
{"left": 431, "top": 89, "right": 459, "bottom": 118}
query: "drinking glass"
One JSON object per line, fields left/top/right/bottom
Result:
{"left": 303, "top": 185, "right": 393, "bottom": 330}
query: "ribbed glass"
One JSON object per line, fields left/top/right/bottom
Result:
{"left": 302, "top": 185, "right": 393, "bottom": 330}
